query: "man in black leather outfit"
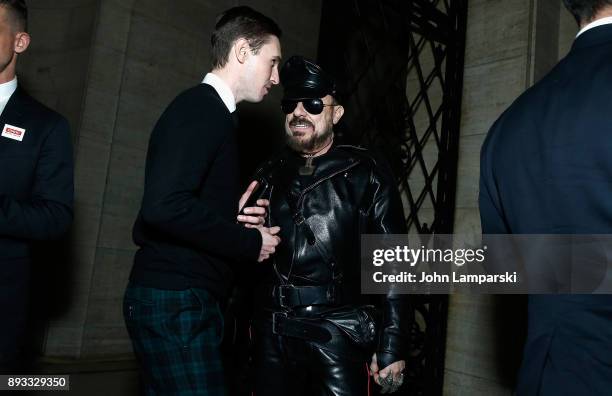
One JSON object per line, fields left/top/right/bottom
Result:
{"left": 247, "top": 56, "right": 410, "bottom": 395}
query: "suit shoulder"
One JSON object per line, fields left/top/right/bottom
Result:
{"left": 19, "top": 90, "right": 68, "bottom": 125}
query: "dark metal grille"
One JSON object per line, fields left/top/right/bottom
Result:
{"left": 317, "top": 0, "right": 467, "bottom": 394}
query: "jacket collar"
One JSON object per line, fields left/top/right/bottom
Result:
{"left": 571, "top": 23, "right": 612, "bottom": 51}
{"left": 277, "top": 146, "right": 361, "bottom": 188}
{"left": 0, "top": 87, "right": 28, "bottom": 126}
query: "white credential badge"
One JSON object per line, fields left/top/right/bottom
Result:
{"left": 1, "top": 124, "right": 26, "bottom": 142}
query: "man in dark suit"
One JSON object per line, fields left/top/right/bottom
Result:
{"left": 124, "top": 6, "right": 282, "bottom": 395}
{"left": 0, "top": 0, "right": 74, "bottom": 373}
{"left": 479, "top": 1, "right": 612, "bottom": 394}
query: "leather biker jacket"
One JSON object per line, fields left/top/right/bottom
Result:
{"left": 251, "top": 145, "right": 412, "bottom": 368}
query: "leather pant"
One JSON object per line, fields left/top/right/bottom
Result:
{"left": 252, "top": 314, "right": 371, "bottom": 396}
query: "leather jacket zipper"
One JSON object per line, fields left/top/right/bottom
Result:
{"left": 286, "top": 160, "right": 361, "bottom": 282}
{"left": 295, "top": 160, "right": 361, "bottom": 210}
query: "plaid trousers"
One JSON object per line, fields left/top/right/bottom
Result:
{"left": 123, "top": 283, "right": 225, "bottom": 395}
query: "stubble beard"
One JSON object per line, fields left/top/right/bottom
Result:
{"left": 285, "top": 117, "right": 333, "bottom": 153}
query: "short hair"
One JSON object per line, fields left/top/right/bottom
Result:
{"left": 211, "top": 6, "right": 281, "bottom": 69}
{"left": 563, "top": 0, "right": 612, "bottom": 24}
{"left": 0, "top": 0, "right": 27, "bottom": 32}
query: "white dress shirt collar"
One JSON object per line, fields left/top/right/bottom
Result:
{"left": 202, "top": 73, "right": 236, "bottom": 113}
{"left": 576, "top": 16, "right": 612, "bottom": 37}
{"left": 0, "top": 77, "right": 17, "bottom": 116}
{"left": 0, "top": 76, "right": 17, "bottom": 100}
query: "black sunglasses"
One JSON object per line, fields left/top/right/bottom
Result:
{"left": 281, "top": 98, "right": 335, "bottom": 115}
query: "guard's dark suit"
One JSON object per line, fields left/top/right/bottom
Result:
{"left": 0, "top": 87, "right": 73, "bottom": 372}
{"left": 479, "top": 24, "right": 612, "bottom": 395}
{"left": 251, "top": 145, "right": 411, "bottom": 396}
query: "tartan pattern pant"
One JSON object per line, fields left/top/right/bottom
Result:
{"left": 123, "top": 283, "right": 225, "bottom": 395}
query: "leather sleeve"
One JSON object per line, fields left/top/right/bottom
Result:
{"left": 365, "top": 161, "right": 413, "bottom": 368}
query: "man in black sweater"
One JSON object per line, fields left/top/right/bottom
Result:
{"left": 124, "top": 7, "right": 282, "bottom": 395}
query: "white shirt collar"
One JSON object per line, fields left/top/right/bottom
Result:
{"left": 576, "top": 16, "right": 612, "bottom": 37}
{"left": 202, "top": 73, "right": 236, "bottom": 113}
{"left": 0, "top": 76, "right": 18, "bottom": 100}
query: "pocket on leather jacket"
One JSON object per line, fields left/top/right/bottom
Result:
{"left": 322, "top": 305, "right": 380, "bottom": 351}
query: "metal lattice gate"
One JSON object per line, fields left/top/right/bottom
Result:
{"left": 317, "top": 0, "right": 468, "bottom": 394}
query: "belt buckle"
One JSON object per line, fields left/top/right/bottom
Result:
{"left": 274, "top": 285, "right": 295, "bottom": 308}
{"left": 272, "top": 311, "right": 288, "bottom": 335}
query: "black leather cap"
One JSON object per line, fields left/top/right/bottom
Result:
{"left": 280, "top": 56, "right": 337, "bottom": 100}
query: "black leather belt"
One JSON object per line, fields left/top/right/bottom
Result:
{"left": 272, "top": 312, "right": 332, "bottom": 343}
{"left": 271, "top": 284, "right": 340, "bottom": 308}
